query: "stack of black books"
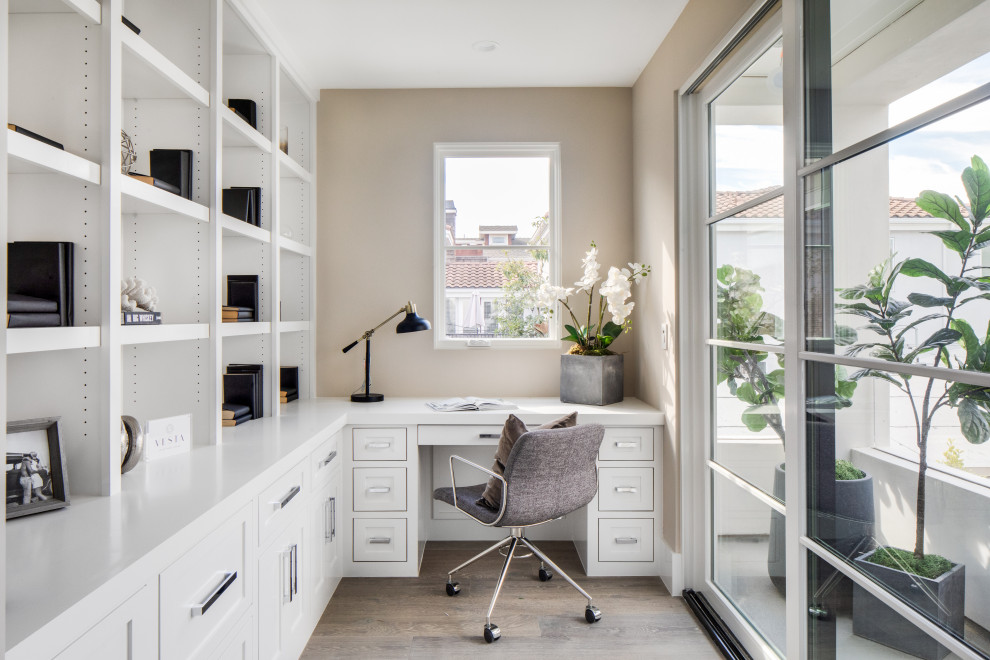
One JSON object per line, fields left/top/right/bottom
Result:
{"left": 223, "top": 363, "right": 263, "bottom": 426}
{"left": 224, "top": 275, "right": 258, "bottom": 322}
{"left": 221, "top": 402, "right": 251, "bottom": 428}
{"left": 150, "top": 149, "right": 193, "bottom": 200}
{"left": 222, "top": 187, "right": 261, "bottom": 227}
{"left": 8, "top": 242, "right": 73, "bottom": 328}
{"left": 280, "top": 366, "right": 299, "bottom": 404}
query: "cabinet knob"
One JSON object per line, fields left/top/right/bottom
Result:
{"left": 368, "top": 537, "right": 392, "bottom": 544}
{"left": 615, "top": 537, "right": 639, "bottom": 544}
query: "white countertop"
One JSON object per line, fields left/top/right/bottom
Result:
{"left": 6, "top": 397, "right": 663, "bottom": 651}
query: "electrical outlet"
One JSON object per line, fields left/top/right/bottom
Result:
{"left": 661, "top": 324, "right": 669, "bottom": 350}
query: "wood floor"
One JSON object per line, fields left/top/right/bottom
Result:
{"left": 302, "top": 540, "right": 721, "bottom": 658}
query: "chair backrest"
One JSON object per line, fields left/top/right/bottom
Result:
{"left": 499, "top": 423, "right": 605, "bottom": 527}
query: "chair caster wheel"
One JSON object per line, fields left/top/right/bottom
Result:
{"left": 539, "top": 568, "right": 553, "bottom": 582}
{"left": 445, "top": 582, "right": 460, "bottom": 596}
{"left": 585, "top": 605, "right": 602, "bottom": 623}
{"left": 484, "top": 623, "right": 501, "bottom": 643}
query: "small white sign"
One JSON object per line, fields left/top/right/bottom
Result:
{"left": 145, "top": 414, "right": 191, "bottom": 461}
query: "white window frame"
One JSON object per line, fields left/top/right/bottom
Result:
{"left": 433, "top": 142, "right": 562, "bottom": 349}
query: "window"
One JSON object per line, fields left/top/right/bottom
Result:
{"left": 434, "top": 143, "right": 561, "bottom": 348}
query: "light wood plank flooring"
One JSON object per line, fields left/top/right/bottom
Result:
{"left": 302, "top": 541, "right": 720, "bottom": 658}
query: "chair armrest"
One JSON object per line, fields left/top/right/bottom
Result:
{"left": 449, "top": 454, "right": 507, "bottom": 526}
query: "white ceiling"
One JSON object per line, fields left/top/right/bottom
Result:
{"left": 244, "top": 0, "right": 690, "bottom": 91}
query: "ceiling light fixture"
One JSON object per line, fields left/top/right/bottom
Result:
{"left": 472, "top": 40, "right": 499, "bottom": 53}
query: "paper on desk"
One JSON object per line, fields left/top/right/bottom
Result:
{"left": 426, "top": 397, "right": 517, "bottom": 412}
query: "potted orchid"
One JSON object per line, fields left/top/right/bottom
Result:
{"left": 538, "top": 242, "right": 650, "bottom": 405}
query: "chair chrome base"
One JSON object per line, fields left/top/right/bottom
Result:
{"left": 444, "top": 529, "right": 601, "bottom": 642}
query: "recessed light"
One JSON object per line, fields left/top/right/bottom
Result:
{"left": 472, "top": 40, "right": 499, "bottom": 53}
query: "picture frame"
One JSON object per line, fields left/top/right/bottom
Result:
{"left": 6, "top": 417, "right": 70, "bottom": 519}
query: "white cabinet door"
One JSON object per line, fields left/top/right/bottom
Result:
{"left": 309, "top": 465, "right": 341, "bottom": 622}
{"left": 259, "top": 518, "right": 307, "bottom": 660}
{"left": 55, "top": 586, "right": 156, "bottom": 660}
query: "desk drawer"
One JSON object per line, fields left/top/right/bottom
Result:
{"left": 160, "top": 504, "right": 251, "bottom": 660}
{"left": 599, "top": 427, "right": 654, "bottom": 461}
{"left": 311, "top": 431, "right": 341, "bottom": 487}
{"left": 353, "top": 428, "right": 407, "bottom": 461}
{"left": 353, "top": 467, "right": 407, "bottom": 511}
{"left": 598, "top": 468, "right": 654, "bottom": 511}
{"left": 258, "top": 460, "right": 307, "bottom": 546}
{"left": 417, "top": 425, "right": 504, "bottom": 445}
{"left": 353, "top": 518, "right": 407, "bottom": 561}
{"left": 598, "top": 518, "right": 654, "bottom": 562}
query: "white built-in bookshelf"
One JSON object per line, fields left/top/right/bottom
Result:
{"left": 1, "top": 0, "right": 318, "bottom": 505}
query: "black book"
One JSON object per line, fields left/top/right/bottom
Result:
{"left": 8, "top": 241, "right": 74, "bottom": 327}
{"left": 227, "top": 275, "right": 259, "bottom": 322}
{"left": 221, "top": 310, "right": 255, "bottom": 320}
{"left": 227, "top": 364, "right": 264, "bottom": 420}
{"left": 150, "top": 149, "right": 193, "bottom": 200}
{"left": 8, "top": 312, "right": 61, "bottom": 328}
{"left": 280, "top": 365, "right": 299, "bottom": 395}
{"left": 122, "top": 311, "right": 162, "bottom": 325}
{"left": 127, "top": 172, "right": 181, "bottom": 196}
{"left": 8, "top": 293, "right": 58, "bottom": 314}
{"left": 223, "top": 373, "right": 258, "bottom": 420}
{"left": 222, "top": 187, "right": 260, "bottom": 226}
{"left": 121, "top": 16, "right": 140, "bottom": 34}
{"left": 222, "top": 402, "right": 251, "bottom": 420}
{"left": 227, "top": 99, "right": 257, "bottom": 129}
{"left": 7, "top": 123, "right": 64, "bottom": 150}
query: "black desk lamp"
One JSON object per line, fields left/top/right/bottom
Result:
{"left": 342, "top": 301, "right": 431, "bottom": 402}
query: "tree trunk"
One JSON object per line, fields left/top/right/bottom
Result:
{"left": 915, "top": 437, "right": 928, "bottom": 559}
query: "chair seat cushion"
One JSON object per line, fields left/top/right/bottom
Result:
{"left": 433, "top": 483, "right": 500, "bottom": 525}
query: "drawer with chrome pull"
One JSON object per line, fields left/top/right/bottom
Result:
{"left": 353, "top": 427, "right": 407, "bottom": 460}
{"left": 310, "top": 431, "right": 341, "bottom": 487}
{"left": 160, "top": 503, "right": 252, "bottom": 659}
{"left": 353, "top": 518, "right": 407, "bottom": 562}
{"left": 598, "top": 427, "right": 654, "bottom": 461}
{"left": 598, "top": 518, "right": 654, "bottom": 562}
{"left": 598, "top": 467, "right": 654, "bottom": 512}
{"left": 258, "top": 459, "right": 307, "bottom": 546}
{"left": 352, "top": 467, "right": 407, "bottom": 511}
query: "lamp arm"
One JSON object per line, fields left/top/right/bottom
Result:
{"left": 341, "top": 303, "right": 413, "bottom": 353}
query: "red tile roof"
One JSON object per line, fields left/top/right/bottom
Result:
{"left": 445, "top": 261, "right": 537, "bottom": 288}
{"left": 714, "top": 191, "right": 936, "bottom": 219}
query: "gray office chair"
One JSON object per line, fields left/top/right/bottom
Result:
{"left": 432, "top": 423, "right": 606, "bottom": 643}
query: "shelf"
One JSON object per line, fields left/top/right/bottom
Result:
{"left": 7, "top": 130, "right": 101, "bottom": 184}
{"left": 121, "top": 29, "right": 210, "bottom": 106}
{"left": 278, "top": 235, "right": 312, "bottom": 258}
{"left": 120, "top": 323, "right": 210, "bottom": 345}
{"left": 120, "top": 174, "right": 210, "bottom": 221}
{"left": 222, "top": 109, "right": 272, "bottom": 151}
{"left": 278, "top": 321, "right": 312, "bottom": 334}
{"left": 222, "top": 215, "right": 271, "bottom": 243}
{"left": 220, "top": 321, "right": 271, "bottom": 337}
{"left": 278, "top": 151, "right": 312, "bottom": 183}
{"left": 7, "top": 326, "right": 101, "bottom": 355}
{"left": 9, "top": 0, "right": 101, "bottom": 24}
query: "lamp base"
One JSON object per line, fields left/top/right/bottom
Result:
{"left": 350, "top": 393, "right": 384, "bottom": 403}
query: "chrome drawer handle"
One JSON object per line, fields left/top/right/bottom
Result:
{"left": 614, "top": 487, "right": 638, "bottom": 493}
{"left": 191, "top": 571, "right": 237, "bottom": 617}
{"left": 273, "top": 485, "right": 301, "bottom": 509}
{"left": 367, "top": 486, "right": 391, "bottom": 494}
{"left": 369, "top": 537, "right": 391, "bottom": 544}
{"left": 366, "top": 441, "right": 391, "bottom": 448}
{"left": 479, "top": 433, "right": 499, "bottom": 438}
{"left": 615, "top": 537, "right": 639, "bottom": 544}
{"left": 614, "top": 442, "right": 638, "bottom": 448}
{"left": 320, "top": 450, "right": 337, "bottom": 467}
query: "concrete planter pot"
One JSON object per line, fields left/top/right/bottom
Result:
{"left": 560, "top": 354, "right": 623, "bottom": 406}
{"left": 852, "top": 549, "right": 965, "bottom": 660}
{"left": 768, "top": 463, "right": 875, "bottom": 597}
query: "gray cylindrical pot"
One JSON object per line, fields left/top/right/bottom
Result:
{"left": 560, "top": 354, "right": 623, "bottom": 406}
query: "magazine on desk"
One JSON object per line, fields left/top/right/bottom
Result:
{"left": 426, "top": 397, "right": 517, "bottom": 412}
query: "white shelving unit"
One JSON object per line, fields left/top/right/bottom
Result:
{"left": 2, "top": 0, "right": 318, "bottom": 507}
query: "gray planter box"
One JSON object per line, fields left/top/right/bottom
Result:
{"left": 560, "top": 354, "right": 623, "bottom": 406}
{"left": 852, "top": 549, "right": 965, "bottom": 660}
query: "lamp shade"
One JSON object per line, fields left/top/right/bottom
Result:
{"left": 396, "top": 310, "right": 431, "bottom": 334}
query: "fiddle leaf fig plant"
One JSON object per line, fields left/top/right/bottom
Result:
{"left": 837, "top": 154, "right": 990, "bottom": 566}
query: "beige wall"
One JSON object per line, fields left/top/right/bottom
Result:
{"left": 316, "top": 88, "right": 635, "bottom": 399}
{"left": 632, "top": 0, "right": 754, "bottom": 553}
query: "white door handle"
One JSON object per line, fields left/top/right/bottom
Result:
{"left": 614, "top": 442, "right": 638, "bottom": 448}
{"left": 615, "top": 537, "right": 639, "bottom": 544}
{"left": 367, "top": 486, "right": 391, "bottom": 494}
{"left": 368, "top": 537, "right": 391, "bottom": 544}
{"left": 366, "top": 442, "right": 391, "bottom": 448}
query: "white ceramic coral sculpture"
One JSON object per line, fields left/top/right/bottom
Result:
{"left": 121, "top": 276, "right": 159, "bottom": 312}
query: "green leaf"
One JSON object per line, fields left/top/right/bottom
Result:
{"left": 958, "top": 398, "right": 990, "bottom": 444}
{"left": 849, "top": 368, "right": 905, "bottom": 389}
{"left": 564, "top": 324, "right": 584, "bottom": 340}
{"left": 916, "top": 190, "right": 968, "bottom": 231}
{"left": 601, "top": 321, "right": 623, "bottom": 339}
{"left": 930, "top": 229, "right": 972, "bottom": 255}
{"left": 736, "top": 382, "right": 759, "bottom": 405}
{"left": 907, "top": 293, "right": 954, "bottom": 308}
{"left": 894, "top": 313, "right": 945, "bottom": 341}
{"left": 964, "top": 156, "right": 990, "bottom": 223}
{"left": 741, "top": 407, "right": 768, "bottom": 433}
{"left": 951, "top": 319, "right": 980, "bottom": 368}
{"left": 900, "top": 258, "right": 954, "bottom": 289}
{"left": 904, "top": 328, "right": 961, "bottom": 363}
{"left": 833, "top": 324, "right": 858, "bottom": 346}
